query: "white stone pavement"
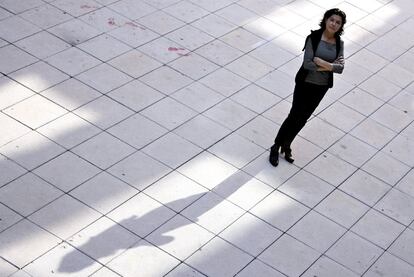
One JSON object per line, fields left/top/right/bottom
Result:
{"left": 0, "top": 0, "right": 414, "bottom": 276}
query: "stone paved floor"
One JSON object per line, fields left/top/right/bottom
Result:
{"left": 1, "top": 0, "right": 414, "bottom": 276}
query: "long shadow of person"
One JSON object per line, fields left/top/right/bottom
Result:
{"left": 58, "top": 170, "right": 257, "bottom": 273}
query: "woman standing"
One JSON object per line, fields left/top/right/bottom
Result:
{"left": 269, "top": 8, "right": 347, "bottom": 167}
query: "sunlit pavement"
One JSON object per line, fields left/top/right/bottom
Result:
{"left": 0, "top": 0, "right": 414, "bottom": 276}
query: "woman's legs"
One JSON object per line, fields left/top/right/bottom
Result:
{"left": 271, "top": 82, "right": 328, "bottom": 165}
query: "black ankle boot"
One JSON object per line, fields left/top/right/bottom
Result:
{"left": 269, "top": 144, "right": 280, "bottom": 167}
{"left": 281, "top": 146, "right": 294, "bottom": 163}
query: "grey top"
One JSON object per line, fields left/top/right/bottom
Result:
{"left": 303, "top": 38, "right": 344, "bottom": 86}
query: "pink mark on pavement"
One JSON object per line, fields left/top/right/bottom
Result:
{"left": 168, "top": 47, "right": 190, "bottom": 57}
{"left": 124, "top": 22, "right": 146, "bottom": 30}
{"left": 80, "top": 4, "right": 98, "bottom": 9}
{"left": 108, "top": 17, "right": 116, "bottom": 26}
{"left": 168, "top": 47, "right": 186, "bottom": 51}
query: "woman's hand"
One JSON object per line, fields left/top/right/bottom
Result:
{"left": 313, "top": 57, "right": 333, "bottom": 71}
{"left": 334, "top": 55, "right": 344, "bottom": 65}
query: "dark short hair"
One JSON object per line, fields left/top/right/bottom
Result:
{"left": 319, "top": 8, "right": 347, "bottom": 36}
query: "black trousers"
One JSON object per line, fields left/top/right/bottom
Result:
{"left": 274, "top": 82, "right": 329, "bottom": 147}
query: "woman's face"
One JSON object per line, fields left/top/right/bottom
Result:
{"left": 325, "top": 14, "right": 343, "bottom": 34}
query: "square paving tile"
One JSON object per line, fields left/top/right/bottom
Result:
{"left": 4, "top": 95, "right": 67, "bottom": 129}
{"left": 220, "top": 213, "right": 282, "bottom": 256}
{"left": 29, "top": 195, "right": 101, "bottom": 239}
{"left": 68, "top": 217, "right": 140, "bottom": 264}
{"left": 0, "top": 45, "right": 38, "bottom": 74}
{"left": 108, "top": 22, "right": 159, "bottom": 48}
{"left": 364, "top": 251, "right": 414, "bottom": 277}
{"left": 195, "top": 39, "right": 243, "bottom": 66}
{"left": 203, "top": 99, "right": 256, "bottom": 130}
{"left": 168, "top": 53, "right": 220, "bottom": 80}
{"left": 171, "top": 82, "right": 224, "bottom": 113}
{"left": 163, "top": 1, "right": 209, "bottom": 23}
{"left": 20, "top": 4, "right": 72, "bottom": 29}
{"left": 74, "top": 96, "right": 134, "bottom": 129}
{"left": 0, "top": 173, "right": 62, "bottom": 216}
{"left": 143, "top": 132, "right": 202, "bottom": 168}
{"left": 109, "top": 49, "right": 162, "bottom": 78}
{"left": 45, "top": 47, "right": 101, "bottom": 76}
{"left": 231, "top": 84, "right": 280, "bottom": 114}
{"left": 0, "top": 154, "right": 26, "bottom": 189}
{"left": 15, "top": 31, "right": 71, "bottom": 59}
{"left": 212, "top": 170, "right": 273, "bottom": 211}
{"left": 278, "top": 170, "right": 334, "bottom": 208}
{"left": 108, "top": 151, "right": 171, "bottom": 191}
{"left": 339, "top": 169, "right": 391, "bottom": 207}
{"left": 140, "top": 97, "right": 196, "bottom": 130}
{"left": 139, "top": 66, "right": 193, "bottom": 95}
{"left": 181, "top": 192, "right": 245, "bottom": 234}
{"left": 107, "top": 80, "right": 164, "bottom": 112}
{"left": 38, "top": 113, "right": 101, "bottom": 149}
{"left": 185, "top": 236, "right": 252, "bottom": 277}
{"left": 51, "top": 0, "right": 102, "bottom": 17}
{"left": 147, "top": 214, "right": 214, "bottom": 260}
{"left": 173, "top": 115, "right": 230, "bottom": 148}
{"left": 108, "top": 0, "right": 155, "bottom": 20}
{"left": 144, "top": 171, "right": 207, "bottom": 213}
{"left": 70, "top": 171, "right": 137, "bottom": 214}
{"left": 76, "top": 63, "right": 133, "bottom": 94}
{"left": 71, "top": 132, "right": 135, "bottom": 170}
{"left": 177, "top": 151, "right": 238, "bottom": 190}
{"left": 0, "top": 219, "right": 61, "bottom": 268}
{"left": 237, "top": 259, "right": 285, "bottom": 277}
{"left": 0, "top": 113, "right": 31, "bottom": 147}
{"left": 106, "top": 240, "right": 180, "bottom": 276}
{"left": 9, "top": 61, "right": 69, "bottom": 93}
{"left": 208, "top": 132, "right": 264, "bottom": 168}
{"left": 350, "top": 118, "right": 396, "bottom": 149}
{"left": 352, "top": 209, "right": 405, "bottom": 249}
{"left": 326, "top": 231, "right": 383, "bottom": 275}
{"left": 107, "top": 192, "right": 176, "bottom": 237}
{"left": 0, "top": 203, "right": 22, "bottom": 232}
{"left": 24, "top": 242, "right": 101, "bottom": 276}
{"left": 0, "top": 16, "right": 41, "bottom": 43}
{"left": 191, "top": 13, "right": 236, "bottom": 37}
{"left": 0, "top": 131, "right": 65, "bottom": 170}
{"left": 0, "top": 76, "right": 34, "bottom": 110}
{"left": 374, "top": 188, "right": 414, "bottom": 226}
{"left": 315, "top": 189, "right": 369, "bottom": 228}
{"left": 33, "top": 151, "right": 100, "bottom": 192}
{"left": 305, "top": 152, "right": 357, "bottom": 187}
{"left": 77, "top": 34, "right": 131, "bottom": 61}
{"left": 108, "top": 113, "right": 167, "bottom": 149}
{"left": 48, "top": 18, "right": 102, "bottom": 45}
{"left": 362, "top": 151, "right": 411, "bottom": 186}
{"left": 137, "top": 10, "right": 185, "bottom": 35}
{"left": 302, "top": 256, "right": 359, "bottom": 277}
{"left": 199, "top": 67, "right": 250, "bottom": 97}
{"left": 166, "top": 24, "right": 214, "bottom": 51}
{"left": 250, "top": 190, "right": 309, "bottom": 232}
{"left": 258, "top": 234, "right": 320, "bottom": 277}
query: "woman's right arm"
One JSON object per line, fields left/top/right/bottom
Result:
{"left": 303, "top": 38, "right": 318, "bottom": 71}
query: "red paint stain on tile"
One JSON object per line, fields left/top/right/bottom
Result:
{"left": 80, "top": 5, "right": 98, "bottom": 9}
{"left": 168, "top": 47, "right": 186, "bottom": 51}
{"left": 124, "top": 22, "right": 146, "bottom": 30}
{"left": 108, "top": 17, "right": 117, "bottom": 26}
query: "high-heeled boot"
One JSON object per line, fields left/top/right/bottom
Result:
{"left": 281, "top": 146, "right": 294, "bottom": 163}
{"left": 269, "top": 144, "right": 280, "bottom": 167}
